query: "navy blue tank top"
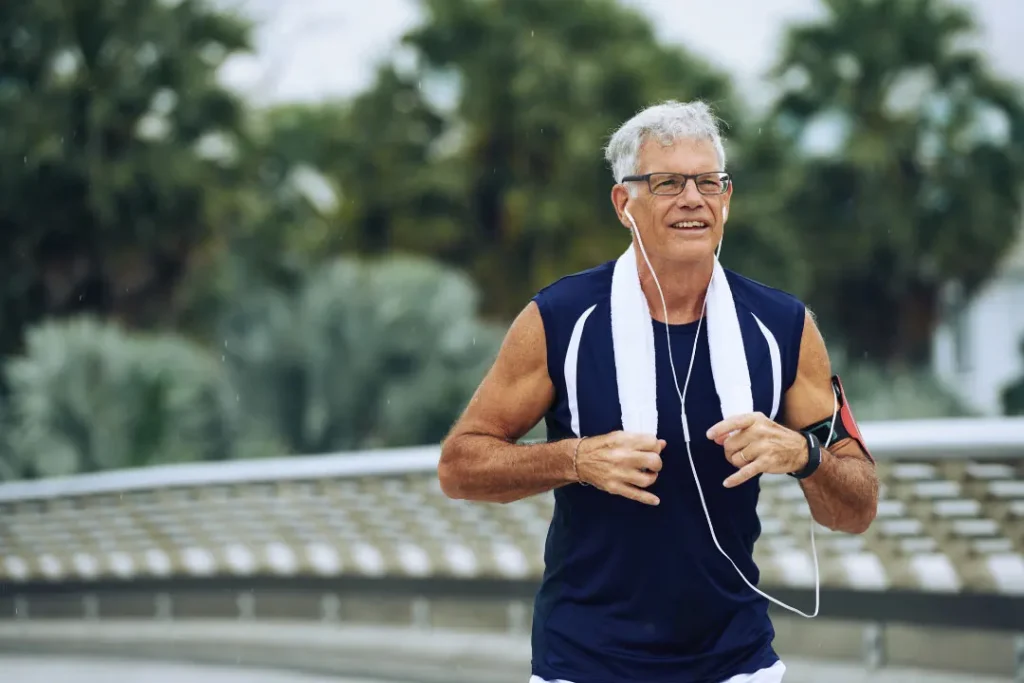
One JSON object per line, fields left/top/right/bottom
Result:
{"left": 530, "top": 259, "right": 806, "bottom": 683}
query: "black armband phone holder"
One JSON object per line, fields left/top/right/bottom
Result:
{"left": 798, "top": 375, "right": 874, "bottom": 464}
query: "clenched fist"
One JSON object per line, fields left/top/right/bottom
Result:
{"left": 574, "top": 431, "right": 666, "bottom": 505}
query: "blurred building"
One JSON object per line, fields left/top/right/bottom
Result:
{"left": 933, "top": 222, "right": 1024, "bottom": 416}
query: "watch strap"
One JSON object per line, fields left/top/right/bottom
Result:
{"left": 789, "top": 431, "right": 823, "bottom": 480}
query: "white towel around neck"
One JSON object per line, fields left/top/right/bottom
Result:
{"left": 610, "top": 243, "right": 752, "bottom": 440}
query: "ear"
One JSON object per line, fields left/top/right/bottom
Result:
{"left": 723, "top": 205, "right": 729, "bottom": 222}
{"left": 610, "top": 184, "right": 632, "bottom": 229}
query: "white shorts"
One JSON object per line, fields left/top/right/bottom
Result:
{"left": 530, "top": 659, "right": 786, "bottom": 683}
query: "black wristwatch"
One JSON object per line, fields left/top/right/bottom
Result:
{"left": 788, "top": 431, "right": 823, "bottom": 480}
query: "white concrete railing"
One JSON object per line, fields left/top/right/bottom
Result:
{"left": 1, "top": 417, "right": 1023, "bottom": 503}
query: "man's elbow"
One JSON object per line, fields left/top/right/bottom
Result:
{"left": 841, "top": 509, "right": 876, "bottom": 535}
{"left": 850, "top": 478, "right": 881, "bottom": 534}
{"left": 824, "top": 499, "right": 877, "bottom": 535}
{"left": 437, "top": 439, "right": 467, "bottom": 500}
{"left": 437, "top": 462, "right": 463, "bottom": 500}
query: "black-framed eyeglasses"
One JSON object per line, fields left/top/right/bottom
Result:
{"left": 621, "top": 172, "right": 731, "bottom": 196}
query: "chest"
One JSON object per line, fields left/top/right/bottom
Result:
{"left": 555, "top": 303, "right": 783, "bottom": 445}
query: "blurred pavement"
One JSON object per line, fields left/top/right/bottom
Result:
{"left": 0, "top": 655, "right": 392, "bottom": 683}
{"left": 0, "top": 621, "right": 1014, "bottom": 683}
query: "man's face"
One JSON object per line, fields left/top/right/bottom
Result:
{"left": 613, "top": 138, "right": 732, "bottom": 264}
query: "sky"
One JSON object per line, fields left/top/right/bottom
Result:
{"left": 219, "top": 0, "right": 1024, "bottom": 108}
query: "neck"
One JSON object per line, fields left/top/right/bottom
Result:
{"left": 636, "top": 252, "right": 715, "bottom": 325}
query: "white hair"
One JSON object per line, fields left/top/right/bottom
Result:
{"left": 604, "top": 100, "right": 727, "bottom": 194}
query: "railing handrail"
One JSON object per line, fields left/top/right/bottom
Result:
{"left": 1, "top": 416, "right": 1022, "bottom": 503}
{"left": 0, "top": 445, "right": 440, "bottom": 503}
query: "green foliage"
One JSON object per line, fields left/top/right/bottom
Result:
{"left": 218, "top": 255, "right": 503, "bottom": 454}
{"left": 0, "top": 0, "right": 254, "bottom": 357}
{"left": 2, "top": 0, "right": 1022, "bottom": 480}
{"left": 2, "top": 317, "right": 245, "bottom": 479}
{"left": 256, "top": 0, "right": 751, "bottom": 321}
{"left": 770, "top": 0, "right": 1024, "bottom": 364}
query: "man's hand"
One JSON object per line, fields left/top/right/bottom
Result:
{"left": 706, "top": 412, "right": 808, "bottom": 488}
{"left": 575, "top": 432, "right": 666, "bottom": 506}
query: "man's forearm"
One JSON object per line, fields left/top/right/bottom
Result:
{"left": 438, "top": 434, "right": 578, "bottom": 503}
{"left": 799, "top": 443, "right": 878, "bottom": 534}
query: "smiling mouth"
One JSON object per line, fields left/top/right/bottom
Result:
{"left": 670, "top": 221, "right": 709, "bottom": 230}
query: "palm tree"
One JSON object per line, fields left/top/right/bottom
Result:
{"left": 769, "top": 0, "right": 1024, "bottom": 365}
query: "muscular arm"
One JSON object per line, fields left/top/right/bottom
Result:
{"left": 438, "top": 302, "right": 578, "bottom": 504}
{"left": 780, "top": 310, "right": 879, "bottom": 534}
{"left": 709, "top": 309, "right": 879, "bottom": 534}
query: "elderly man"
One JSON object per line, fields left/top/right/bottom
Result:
{"left": 439, "top": 100, "right": 878, "bottom": 683}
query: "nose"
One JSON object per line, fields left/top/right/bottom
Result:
{"left": 675, "top": 179, "right": 705, "bottom": 210}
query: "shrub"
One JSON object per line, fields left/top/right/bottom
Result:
{"left": 3, "top": 318, "right": 244, "bottom": 478}
{"left": 218, "top": 255, "right": 503, "bottom": 453}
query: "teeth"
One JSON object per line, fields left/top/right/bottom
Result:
{"left": 672, "top": 221, "right": 707, "bottom": 228}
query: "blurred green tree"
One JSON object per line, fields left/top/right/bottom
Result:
{"left": 176, "top": 62, "right": 464, "bottom": 341}
{"left": 217, "top": 255, "right": 503, "bottom": 454}
{"left": 402, "top": 0, "right": 759, "bottom": 318}
{"left": 253, "top": 66, "right": 458, "bottom": 277}
{"left": 254, "top": 0, "right": 806, "bottom": 321}
{"left": 0, "top": 0, "right": 253, "bottom": 357}
{"left": 2, "top": 317, "right": 248, "bottom": 479}
{"left": 769, "top": 0, "right": 1024, "bottom": 365}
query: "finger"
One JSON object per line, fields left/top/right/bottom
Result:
{"left": 707, "top": 413, "right": 761, "bottom": 443}
{"left": 632, "top": 451, "right": 663, "bottom": 473}
{"left": 625, "top": 469, "right": 658, "bottom": 488}
{"left": 722, "top": 428, "right": 758, "bottom": 458}
{"left": 727, "top": 448, "right": 749, "bottom": 469}
{"left": 727, "top": 443, "right": 768, "bottom": 469}
{"left": 612, "top": 482, "right": 660, "bottom": 506}
{"left": 619, "top": 433, "right": 666, "bottom": 453}
{"left": 723, "top": 458, "right": 768, "bottom": 489}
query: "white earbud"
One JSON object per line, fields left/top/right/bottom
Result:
{"left": 723, "top": 205, "right": 729, "bottom": 222}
